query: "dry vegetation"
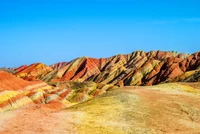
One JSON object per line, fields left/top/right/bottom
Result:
{"left": 1, "top": 83, "right": 200, "bottom": 134}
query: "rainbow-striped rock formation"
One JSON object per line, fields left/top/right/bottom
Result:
{"left": 0, "top": 50, "right": 199, "bottom": 112}
{"left": 12, "top": 51, "right": 200, "bottom": 86}
{"left": 0, "top": 71, "right": 115, "bottom": 112}
{"left": 0, "top": 71, "right": 51, "bottom": 112}
{"left": 0, "top": 50, "right": 200, "bottom": 133}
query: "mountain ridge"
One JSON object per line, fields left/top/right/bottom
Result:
{"left": 0, "top": 50, "right": 200, "bottom": 133}
{"left": 1, "top": 50, "right": 200, "bottom": 86}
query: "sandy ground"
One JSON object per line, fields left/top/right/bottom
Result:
{"left": 1, "top": 84, "right": 200, "bottom": 134}
{"left": 0, "top": 104, "right": 82, "bottom": 134}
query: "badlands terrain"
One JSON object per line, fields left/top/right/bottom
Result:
{"left": 0, "top": 50, "right": 200, "bottom": 134}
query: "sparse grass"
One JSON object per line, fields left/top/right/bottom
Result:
{"left": 66, "top": 83, "right": 200, "bottom": 133}
{"left": 143, "top": 83, "right": 200, "bottom": 94}
{"left": 1, "top": 82, "right": 200, "bottom": 133}
{"left": 68, "top": 89, "right": 160, "bottom": 133}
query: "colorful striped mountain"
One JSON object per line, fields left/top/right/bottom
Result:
{"left": 9, "top": 50, "right": 199, "bottom": 86}
{"left": 0, "top": 50, "right": 200, "bottom": 133}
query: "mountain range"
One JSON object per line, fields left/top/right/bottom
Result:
{"left": 2, "top": 50, "right": 200, "bottom": 86}
{"left": 0, "top": 50, "right": 200, "bottom": 133}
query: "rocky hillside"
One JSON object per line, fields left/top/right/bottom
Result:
{"left": 0, "top": 71, "right": 115, "bottom": 112}
{"left": 0, "top": 71, "right": 51, "bottom": 112}
{"left": 11, "top": 50, "right": 200, "bottom": 86}
{"left": 0, "top": 50, "right": 200, "bottom": 133}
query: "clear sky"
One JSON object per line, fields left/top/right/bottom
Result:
{"left": 0, "top": 0, "right": 200, "bottom": 67}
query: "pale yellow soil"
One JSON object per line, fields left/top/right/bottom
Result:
{"left": 1, "top": 83, "right": 200, "bottom": 134}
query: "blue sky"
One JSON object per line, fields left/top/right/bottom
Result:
{"left": 0, "top": 0, "right": 200, "bottom": 67}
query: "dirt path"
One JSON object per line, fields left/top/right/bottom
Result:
{"left": 0, "top": 104, "right": 82, "bottom": 134}
{"left": 1, "top": 85, "right": 200, "bottom": 134}
{"left": 125, "top": 87, "right": 200, "bottom": 133}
